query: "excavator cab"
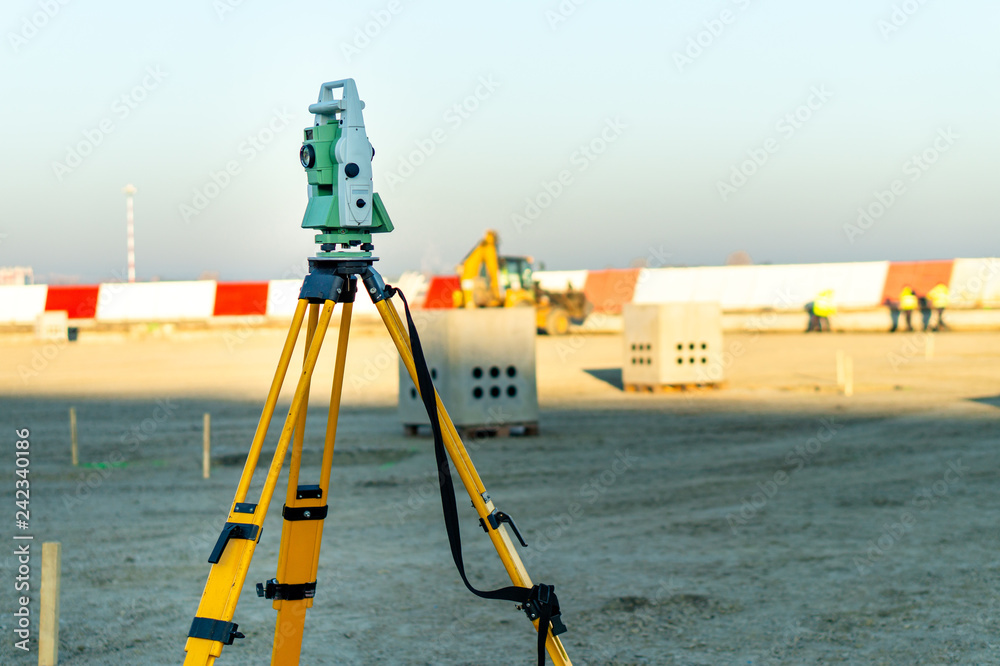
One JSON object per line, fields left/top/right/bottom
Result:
{"left": 498, "top": 256, "right": 536, "bottom": 308}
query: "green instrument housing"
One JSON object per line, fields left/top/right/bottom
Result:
{"left": 300, "top": 124, "right": 393, "bottom": 258}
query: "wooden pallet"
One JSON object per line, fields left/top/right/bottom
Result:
{"left": 403, "top": 422, "right": 540, "bottom": 438}
{"left": 624, "top": 381, "right": 728, "bottom": 394}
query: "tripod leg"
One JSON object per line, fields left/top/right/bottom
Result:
{"left": 374, "top": 298, "right": 572, "bottom": 666}
{"left": 234, "top": 299, "right": 309, "bottom": 504}
{"left": 270, "top": 301, "right": 354, "bottom": 664}
{"left": 382, "top": 300, "right": 487, "bottom": 494}
{"left": 284, "top": 303, "right": 321, "bottom": 503}
{"left": 184, "top": 299, "right": 337, "bottom": 666}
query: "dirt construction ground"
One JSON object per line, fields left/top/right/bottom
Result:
{"left": 1, "top": 321, "right": 999, "bottom": 665}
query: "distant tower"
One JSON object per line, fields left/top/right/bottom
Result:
{"left": 123, "top": 184, "right": 137, "bottom": 283}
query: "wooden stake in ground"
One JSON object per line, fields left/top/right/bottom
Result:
{"left": 844, "top": 356, "right": 854, "bottom": 397}
{"left": 836, "top": 350, "right": 846, "bottom": 390}
{"left": 69, "top": 407, "right": 78, "bottom": 467}
{"left": 203, "top": 413, "right": 211, "bottom": 479}
{"left": 39, "top": 542, "right": 61, "bottom": 666}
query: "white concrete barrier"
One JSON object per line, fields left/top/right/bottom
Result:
{"left": 950, "top": 258, "right": 1000, "bottom": 307}
{"left": 96, "top": 281, "right": 217, "bottom": 321}
{"left": 634, "top": 262, "right": 889, "bottom": 311}
{"left": 0, "top": 285, "right": 48, "bottom": 324}
{"left": 534, "top": 270, "right": 589, "bottom": 292}
{"left": 266, "top": 280, "right": 302, "bottom": 317}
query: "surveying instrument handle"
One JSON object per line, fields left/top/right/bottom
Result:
{"left": 308, "top": 79, "right": 365, "bottom": 122}
{"left": 183, "top": 78, "right": 571, "bottom": 666}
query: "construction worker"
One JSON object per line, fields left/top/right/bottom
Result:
{"left": 808, "top": 289, "right": 835, "bottom": 332}
{"left": 918, "top": 293, "right": 932, "bottom": 331}
{"left": 896, "top": 286, "right": 918, "bottom": 332}
{"left": 928, "top": 282, "right": 950, "bottom": 330}
{"left": 884, "top": 296, "right": 900, "bottom": 332}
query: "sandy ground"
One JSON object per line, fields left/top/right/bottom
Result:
{"left": 1, "top": 322, "right": 999, "bottom": 665}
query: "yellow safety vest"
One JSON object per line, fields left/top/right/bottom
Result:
{"left": 899, "top": 288, "right": 918, "bottom": 311}
{"left": 928, "top": 283, "right": 949, "bottom": 309}
{"left": 813, "top": 290, "right": 836, "bottom": 317}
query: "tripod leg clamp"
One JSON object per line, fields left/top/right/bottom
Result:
{"left": 208, "top": 522, "right": 260, "bottom": 564}
{"left": 300, "top": 272, "right": 347, "bottom": 304}
{"left": 479, "top": 509, "right": 528, "bottom": 547}
{"left": 282, "top": 504, "right": 328, "bottom": 521}
{"left": 256, "top": 578, "right": 317, "bottom": 601}
{"left": 188, "top": 617, "right": 245, "bottom": 645}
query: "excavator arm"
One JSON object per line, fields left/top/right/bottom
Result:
{"left": 455, "top": 230, "right": 503, "bottom": 307}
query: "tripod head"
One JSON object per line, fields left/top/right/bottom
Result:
{"left": 300, "top": 79, "right": 393, "bottom": 258}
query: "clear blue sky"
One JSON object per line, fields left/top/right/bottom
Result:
{"left": 1, "top": 0, "right": 997, "bottom": 282}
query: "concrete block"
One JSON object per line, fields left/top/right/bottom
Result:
{"left": 399, "top": 308, "right": 538, "bottom": 429}
{"left": 35, "top": 311, "right": 68, "bottom": 341}
{"left": 623, "top": 302, "right": 724, "bottom": 386}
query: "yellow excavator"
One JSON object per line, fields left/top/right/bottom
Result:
{"left": 452, "top": 230, "right": 591, "bottom": 335}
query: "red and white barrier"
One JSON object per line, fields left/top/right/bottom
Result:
{"left": 1, "top": 259, "right": 998, "bottom": 328}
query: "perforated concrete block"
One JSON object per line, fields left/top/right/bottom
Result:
{"left": 398, "top": 307, "right": 538, "bottom": 428}
{"left": 623, "top": 302, "right": 724, "bottom": 386}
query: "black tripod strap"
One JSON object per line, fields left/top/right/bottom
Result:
{"left": 387, "top": 287, "right": 561, "bottom": 666}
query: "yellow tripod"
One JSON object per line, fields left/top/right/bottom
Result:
{"left": 183, "top": 259, "right": 571, "bottom": 665}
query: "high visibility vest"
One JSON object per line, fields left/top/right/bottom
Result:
{"left": 899, "top": 288, "right": 918, "bottom": 311}
{"left": 813, "top": 290, "right": 836, "bottom": 317}
{"left": 928, "top": 283, "right": 949, "bottom": 308}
